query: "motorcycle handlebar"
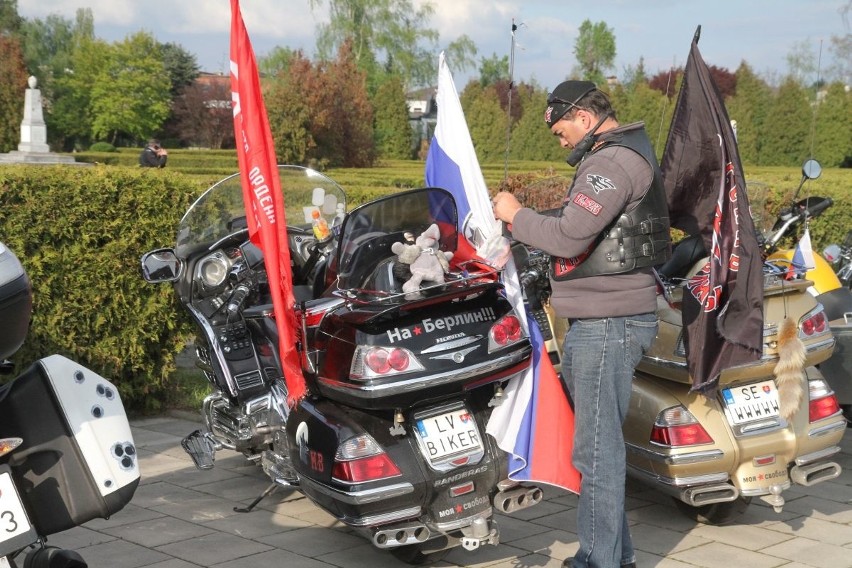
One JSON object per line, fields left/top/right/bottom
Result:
{"left": 226, "top": 284, "right": 251, "bottom": 315}
{"left": 804, "top": 197, "right": 833, "bottom": 219}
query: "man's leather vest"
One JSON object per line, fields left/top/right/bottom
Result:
{"left": 551, "top": 128, "right": 671, "bottom": 281}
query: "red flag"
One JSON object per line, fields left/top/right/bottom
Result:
{"left": 229, "top": 0, "right": 306, "bottom": 403}
{"left": 660, "top": 27, "right": 764, "bottom": 392}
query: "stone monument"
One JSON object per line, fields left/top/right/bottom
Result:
{"left": 0, "top": 76, "right": 78, "bottom": 164}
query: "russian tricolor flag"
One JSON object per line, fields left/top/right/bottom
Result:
{"left": 424, "top": 53, "right": 580, "bottom": 493}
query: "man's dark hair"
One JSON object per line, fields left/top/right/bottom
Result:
{"left": 571, "top": 90, "right": 617, "bottom": 122}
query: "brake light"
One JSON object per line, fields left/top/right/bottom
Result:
{"left": 650, "top": 406, "right": 713, "bottom": 447}
{"left": 350, "top": 345, "right": 425, "bottom": 379}
{"left": 488, "top": 314, "right": 523, "bottom": 351}
{"left": 808, "top": 379, "right": 840, "bottom": 422}
{"left": 332, "top": 434, "right": 401, "bottom": 483}
{"left": 799, "top": 309, "right": 827, "bottom": 337}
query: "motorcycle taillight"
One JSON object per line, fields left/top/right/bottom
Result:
{"left": 332, "top": 434, "right": 401, "bottom": 483}
{"left": 650, "top": 406, "right": 714, "bottom": 447}
{"left": 350, "top": 345, "right": 425, "bottom": 379}
{"left": 808, "top": 379, "right": 840, "bottom": 422}
{"left": 799, "top": 308, "right": 828, "bottom": 337}
{"left": 488, "top": 314, "right": 523, "bottom": 352}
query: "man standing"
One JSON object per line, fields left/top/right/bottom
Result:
{"left": 492, "top": 81, "right": 670, "bottom": 568}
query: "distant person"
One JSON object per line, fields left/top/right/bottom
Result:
{"left": 139, "top": 139, "right": 168, "bottom": 168}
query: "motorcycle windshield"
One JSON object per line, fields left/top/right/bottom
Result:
{"left": 335, "top": 187, "right": 458, "bottom": 292}
{"left": 175, "top": 166, "right": 346, "bottom": 257}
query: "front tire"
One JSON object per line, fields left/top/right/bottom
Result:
{"left": 673, "top": 496, "right": 752, "bottom": 525}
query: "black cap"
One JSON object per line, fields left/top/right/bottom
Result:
{"left": 544, "top": 80, "right": 597, "bottom": 127}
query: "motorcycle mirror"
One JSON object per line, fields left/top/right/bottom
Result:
{"left": 801, "top": 159, "right": 822, "bottom": 180}
{"left": 140, "top": 249, "right": 182, "bottom": 283}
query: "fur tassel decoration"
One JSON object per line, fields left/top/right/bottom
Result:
{"left": 774, "top": 317, "right": 806, "bottom": 421}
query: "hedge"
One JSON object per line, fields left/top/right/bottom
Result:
{"left": 0, "top": 165, "right": 201, "bottom": 411}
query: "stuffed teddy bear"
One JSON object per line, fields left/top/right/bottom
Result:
{"left": 391, "top": 224, "right": 453, "bottom": 294}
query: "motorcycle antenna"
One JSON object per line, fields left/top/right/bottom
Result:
{"left": 503, "top": 18, "right": 524, "bottom": 182}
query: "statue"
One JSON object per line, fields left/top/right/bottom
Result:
{"left": 0, "top": 76, "right": 78, "bottom": 164}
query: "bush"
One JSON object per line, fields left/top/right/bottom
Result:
{"left": 0, "top": 165, "right": 203, "bottom": 412}
{"left": 89, "top": 141, "right": 118, "bottom": 152}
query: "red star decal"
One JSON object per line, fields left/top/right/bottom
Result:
{"left": 413, "top": 326, "right": 423, "bottom": 335}
{"left": 455, "top": 504, "right": 463, "bottom": 513}
{"left": 758, "top": 474, "right": 764, "bottom": 480}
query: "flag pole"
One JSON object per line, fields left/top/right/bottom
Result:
{"left": 503, "top": 19, "right": 518, "bottom": 182}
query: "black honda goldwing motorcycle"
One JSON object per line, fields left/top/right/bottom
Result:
{"left": 0, "top": 243, "right": 140, "bottom": 568}
{"left": 141, "top": 166, "right": 544, "bottom": 563}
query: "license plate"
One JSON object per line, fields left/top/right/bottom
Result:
{"left": 415, "top": 407, "right": 483, "bottom": 465}
{"left": 0, "top": 468, "right": 37, "bottom": 557}
{"left": 721, "top": 379, "right": 781, "bottom": 425}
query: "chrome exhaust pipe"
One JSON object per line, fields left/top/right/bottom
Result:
{"left": 372, "top": 523, "right": 431, "bottom": 548}
{"left": 493, "top": 485, "right": 543, "bottom": 514}
{"left": 681, "top": 484, "right": 739, "bottom": 506}
{"left": 790, "top": 461, "right": 841, "bottom": 486}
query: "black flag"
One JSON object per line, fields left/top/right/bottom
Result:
{"left": 660, "top": 27, "right": 764, "bottom": 393}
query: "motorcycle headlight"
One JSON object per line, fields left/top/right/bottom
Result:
{"left": 199, "top": 253, "right": 229, "bottom": 287}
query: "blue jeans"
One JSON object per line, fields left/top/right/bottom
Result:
{"left": 561, "top": 313, "right": 658, "bottom": 568}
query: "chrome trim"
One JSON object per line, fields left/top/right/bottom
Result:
{"left": 808, "top": 418, "right": 846, "bottom": 438}
{"left": 640, "top": 336, "right": 835, "bottom": 371}
{"left": 626, "top": 442, "right": 723, "bottom": 466}
{"left": 342, "top": 506, "right": 423, "bottom": 528}
{"left": 186, "top": 303, "right": 240, "bottom": 399}
{"left": 796, "top": 445, "right": 841, "bottom": 466}
{"left": 434, "top": 508, "right": 493, "bottom": 532}
{"left": 298, "top": 474, "right": 415, "bottom": 506}
{"left": 627, "top": 463, "right": 729, "bottom": 488}
{"left": 740, "top": 480, "right": 791, "bottom": 497}
{"left": 421, "top": 335, "right": 482, "bottom": 353}
{"left": 319, "top": 347, "right": 531, "bottom": 398}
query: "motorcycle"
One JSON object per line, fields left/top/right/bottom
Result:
{"left": 756, "top": 159, "right": 852, "bottom": 422}
{"left": 0, "top": 243, "right": 140, "bottom": 568}
{"left": 511, "top": 163, "right": 847, "bottom": 525}
{"left": 140, "top": 166, "right": 543, "bottom": 564}
{"left": 823, "top": 229, "right": 852, "bottom": 289}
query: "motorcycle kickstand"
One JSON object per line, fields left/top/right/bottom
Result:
{"left": 234, "top": 482, "right": 278, "bottom": 513}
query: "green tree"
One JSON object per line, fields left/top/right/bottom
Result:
{"left": 812, "top": 82, "right": 852, "bottom": 167}
{"left": 0, "top": 0, "right": 21, "bottom": 34}
{"left": 785, "top": 39, "right": 817, "bottom": 86}
{"left": 372, "top": 74, "right": 413, "bottom": 159}
{"left": 159, "top": 42, "right": 199, "bottom": 96}
{"left": 0, "top": 35, "right": 29, "bottom": 152}
{"left": 259, "top": 45, "right": 296, "bottom": 77}
{"left": 572, "top": 20, "right": 616, "bottom": 85}
{"left": 266, "top": 52, "right": 317, "bottom": 165}
{"left": 90, "top": 32, "right": 171, "bottom": 143}
{"left": 460, "top": 81, "right": 505, "bottom": 163}
{"left": 508, "top": 84, "right": 564, "bottom": 162}
{"left": 309, "top": 0, "right": 475, "bottom": 88}
{"left": 727, "top": 62, "right": 772, "bottom": 165}
{"left": 761, "top": 77, "right": 812, "bottom": 166}
{"left": 478, "top": 53, "right": 509, "bottom": 87}
{"left": 610, "top": 82, "right": 671, "bottom": 159}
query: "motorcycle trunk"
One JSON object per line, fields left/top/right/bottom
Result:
{"left": 0, "top": 356, "right": 139, "bottom": 536}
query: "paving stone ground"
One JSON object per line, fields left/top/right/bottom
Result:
{"left": 18, "top": 414, "right": 852, "bottom": 568}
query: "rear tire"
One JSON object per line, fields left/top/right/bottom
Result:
{"left": 673, "top": 496, "right": 752, "bottom": 525}
{"left": 389, "top": 541, "right": 451, "bottom": 565}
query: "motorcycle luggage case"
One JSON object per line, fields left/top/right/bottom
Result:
{"left": 0, "top": 242, "right": 32, "bottom": 360}
{"left": 0, "top": 355, "right": 139, "bottom": 536}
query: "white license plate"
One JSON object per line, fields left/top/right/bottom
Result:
{"left": 0, "top": 470, "right": 34, "bottom": 554}
{"left": 721, "top": 379, "right": 780, "bottom": 425}
{"left": 415, "top": 407, "right": 482, "bottom": 464}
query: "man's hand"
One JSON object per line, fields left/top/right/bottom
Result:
{"left": 492, "top": 191, "right": 522, "bottom": 224}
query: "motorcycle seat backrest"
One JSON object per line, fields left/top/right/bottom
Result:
{"left": 657, "top": 234, "right": 707, "bottom": 281}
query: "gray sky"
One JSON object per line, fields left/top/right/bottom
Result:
{"left": 17, "top": 0, "right": 851, "bottom": 88}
